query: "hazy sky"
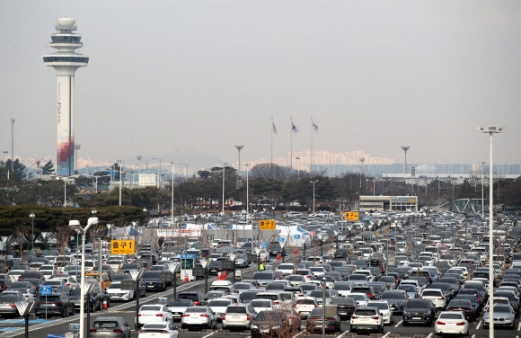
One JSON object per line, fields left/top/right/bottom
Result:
{"left": 0, "top": 1, "right": 519, "bottom": 170}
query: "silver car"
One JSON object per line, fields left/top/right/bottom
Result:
{"left": 483, "top": 304, "right": 516, "bottom": 330}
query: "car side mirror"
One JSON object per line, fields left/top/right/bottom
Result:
{"left": 172, "top": 326, "right": 178, "bottom": 330}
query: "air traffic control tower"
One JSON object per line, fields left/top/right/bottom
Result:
{"left": 43, "top": 18, "right": 89, "bottom": 176}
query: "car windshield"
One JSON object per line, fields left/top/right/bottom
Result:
{"left": 10, "top": 283, "right": 29, "bottom": 288}
{"left": 382, "top": 293, "right": 403, "bottom": 300}
{"left": 186, "top": 307, "right": 206, "bottom": 313}
{"left": 300, "top": 285, "right": 316, "bottom": 291}
{"left": 93, "top": 321, "right": 118, "bottom": 329}
{"left": 288, "top": 276, "right": 304, "bottom": 281}
{"left": 240, "top": 292, "right": 259, "bottom": 303}
{"left": 406, "top": 300, "right": 428, "bottom": 308}
{"left": 141, "top": 305, "right": 161, "bottom": 311}
{"left": 334, "top": 284, "right": 351, "bottom": 290}
{"left": 355, "top": 309, "right": 377, "bottom": 316}
{"left": 251, "top": 300, "right": 271, "bottom": 307}
{"left": 367, "top": 302, "right": 388, "bottom": 310}
{"left": 494, "top": 305, "right": 513, "bottom": 313}
{"left": 348, "top": 294, "right": 366, "bottom": 301}
{"left": 349, "top": 275, "right": 366, "bottom": 280}
{"left": 253, "top": 273, "right": 273, "bottom": 280}
{"left": 227, "top": 306, "right": 246, "bottom": 313}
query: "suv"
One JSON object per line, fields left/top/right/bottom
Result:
{"left": 177, "top": 291, "right": 206, "bottom": 306}
{"left": 222, "top": 304, "right": 254, "bottom": 330}
{"left": 350, "top": 307, "right": 384, "bottom": 333}
{"left": 90, "top": 316, "right": 131, "bottom": 338}
{"left": 420, "top": 289, "right": 447, "bottom": 310}
{"left": 351, "top": 286, "right": 378, "bottom": 300}
{"left": 268, "top": 242, "right": 284, "bottom": 257}
{"left": 402, "top": 299, "right": 436, "bottom": 326}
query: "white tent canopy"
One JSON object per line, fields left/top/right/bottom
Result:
{"left": 276, "top": 225, "right": 310, "bottom": 248}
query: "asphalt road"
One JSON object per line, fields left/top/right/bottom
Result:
{"left": 1, "top": 241, "right": 520, "bottom": 338}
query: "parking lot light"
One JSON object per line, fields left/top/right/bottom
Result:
{"left": 478, "top": 125, "right": 502, "bottom": 338}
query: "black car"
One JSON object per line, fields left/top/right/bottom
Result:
{"left": 402, "top": 299, "right": 436, "bottom": 326}
{"left": 446, "top": 299, "right": 477, "bottom": 322}
{"left": 306, "top": 307, "right": 341, "bottom": 332}
{"left": 69, "top": 285, "right": 107, "bottom": 312}
{"left": 334, "top": 248, "right": 349, "bottom": 259}
{"left": 35, "top": 292, "right": 75, "bottom": 318}
{"left": 177, "top": 291, "right": 206, "bottom": 306}
{"left": 18, "top": 272, "right": 46, "bottom": 290}
{"left": 141, "top": 271, "right": 166, "bottom": 291}
{"left": 331, "top": 296, "right": 356, "bottom": 320}
{"left": 251, "top": 310, "right": 289, "bottom": 338}
{"left": 267, "top": 243, "right": 284, "bottom": 257}
{"left": 381, "top": 290, "right": 407, "bottom": 314}
{"left": 208, "top": 259, "right": 228, "bottom": 275}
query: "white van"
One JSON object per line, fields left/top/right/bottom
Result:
{"left": 211, "top": 280, "right": 233, "bottom": 288}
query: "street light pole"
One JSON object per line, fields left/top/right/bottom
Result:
{"left": 401, "top": 146, "right": 410, "bottom": 174}
{"left": 310, "top": 180, "right": 318, "bottom": 213}
{"left": 29, "top": 213, "right": 35, "bottom": 251}
{"left": 117, "top": 160, "right": 123, "bottom": 206}
{"left": 479, "top": 125, "right": 502, "bottom": 338}
{"left": 170, "top": 163, "right": 175, "bottom": 225}
{"left": 69, "top": 217, "right": 99, "bottom": 338}
{"left": 296, "top": 157, "right": 300, "bottom": 180}
{"left": 480, "top": 162, "right": 485, "bottom": 219}
{"left": 222, "top": 163, "right": 227, "bottom": 216}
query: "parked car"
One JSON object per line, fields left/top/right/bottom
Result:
{"left": 177, "top": 291, "right": 206, "bottom": 306}
{"left": 331, "top": 297, "right": 356, "bottom": 320}
{"left": 306, "top": 306, "right": 341, "bottom": 333}
{"left": 138, "top": 322, "right": 179, "bottom": 338}
{"left": 35, "top": 292, "right": 75, "bottom": 318}
{"left": 402, "top": 299, "right": 436, "bottom": 326}
{"left": 483, "top": 303, "right": 516, "bottom": 330}
{"left": 90, "top": 316, "right": 131, "bottom": 338}
{"left": 0, "top": 292, "right": 25, "bottom": 318}
{"left": 222, "top": 304, "right": 254, "bottom": 330}
{"left": 181, "top": 306, "right": 217, "bottom": 330}
{"left": 167, "top": 299, "right": 194, "bottom": 321}
{"left": 435, "top": 311, "right": 470, "bottom": 336}
{"left": 349, "top": 306, "right": 384, "bottom": 333}
{"left": 137, "top": 304, "right": 173, "bottom": 328}
{"left": 251, "top": 310, "right": 289, "bottom": 338}
{"left": 367, "top": 301, "right": 393, "bottom": 325}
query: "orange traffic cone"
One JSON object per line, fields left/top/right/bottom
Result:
{"left": 183, "top": 274, "right": 189, "bottom": 283}
{"left": 102, "top": 300, "right": 108, "bottom": 309}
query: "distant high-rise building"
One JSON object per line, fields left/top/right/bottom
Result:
{"left": 43, "top": 18, "right": 89, "bottom": 176}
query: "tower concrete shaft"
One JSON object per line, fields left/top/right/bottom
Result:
{"left": 43, "top": 18, "right": 89, "bottom": 176}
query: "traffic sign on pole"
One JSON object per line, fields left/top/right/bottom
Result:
{"left": 111, "top": 240, "right": 135, "bottom": 254}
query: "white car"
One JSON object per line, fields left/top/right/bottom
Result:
{"left": 347, "top": 293, "right": 370, "bottom": 307}
{"left": 350, "top": 307, "right": 384, "bottom": 333}
{"left": 249, "top": 299, "right": 273, "bottom": 313}
{"left": 207, "top": 298, "right": 234, "bottom": 321}
{"left": 275, "top": 263, "right": 295, "bottom": 276}
{"left": 435, "top": 311, "right": 469, "bottom": 336}
{"left": 309, "top": 267, "right": 326, "bottom": 278}
{"left": 367, "top": 301, "right": 393, "bottom": 325}
{"left": 181, "top": 306, "right": 217, "bottom": 330}
{"left": 138, "top": 322, "right": 179, "bottom": 338}
{"left": 294, "top": 297, "right": 317, "bottom": 318}
{"left": 420, "top": 289, "right": 447, "bottom": 310}
{"left": 137, "top": 304, "right": 173, "bottom": 327}
{"left": 106, "top": 282, "right": 135, "bottom": 302}
{"left": 286, "top": 275, "right": 306, "bottom": 287}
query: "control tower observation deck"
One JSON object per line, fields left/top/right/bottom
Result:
{"left": 43, "top": 18, "right": 89, "bottom": 176}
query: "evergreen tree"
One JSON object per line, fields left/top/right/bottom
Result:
{"left": 41, "top": 160, "right": 55, "bottom": 175}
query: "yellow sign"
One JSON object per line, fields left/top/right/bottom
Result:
{"left": 259, "top": 220, "right": 276, "bottom": 231}
{"left": 111, "top": 240, "right": 135, "bottom": 254}
{"left": 343, "top": 211, "right": 359, "bottom": 221}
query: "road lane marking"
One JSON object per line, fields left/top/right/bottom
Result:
{"left": 471, "top": 335, "right": 475, "bottom": 338}
{"left": 517, "top": 322, "right": 521, "bottom": 331}
{"left": 202, "top": 332, "right": 215, "bottom": 338}
{"left": 336, "top": 330, "right": 349, "bottom": 338}
{"left": 476, "top": 321, "right": 482, "bottom": 330}
{"left": 292, "top": 329, "right": 304, "bottom": 338}
{"left": 426, "top": 333, "right": 433, "bottom": 338}
{"left": 382, "top": 332, "right": 390, "bottom": 338}
{"left": 394, "top": 320, "right": 402, "bottom": 327}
